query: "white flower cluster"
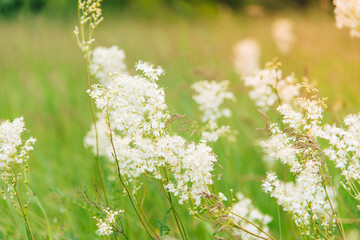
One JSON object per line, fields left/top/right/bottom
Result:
{"left": 323, "top": 113, "right": 360, "bottom": 199}
{"left": 192, "top": 80, "right": 234, "bottom": 142}
{"left": 263, "top": 169, "right": 333, "bottom": 229}
{"left": 334, "top": 0, "right": 360, "bottom": 37}
{"left": 260, "top": 97, "right": 325, "bottom": 167}
{"left": 243, "top": 63, "right": 301, "bottom": 111}
{"left": 260, "top": 96, "right": 339, "bottom": 236}
{"left": 230, "top": 193, "right": 272, "bottom": 240}
{"left": 93, "top": 208, "right": 123, "bottom": 236}
{"left": 271, "top": 18, "right": 296, "bottom": 54}
{"left": 0, "top": 117, "right": 36, "bottom": 199}
{"left": 84, "top": 114, "right": 110, "bottom": 157}
{"left": 89, "top": 46, "right": 127, "bottom": 88}
{"left": 87, "top": 62, "right": 217, "bottom": 207}
{"left": 233, "top": 38, "right": 261, "bottom": 77}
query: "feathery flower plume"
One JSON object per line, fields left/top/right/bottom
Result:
{"left": 192, "top": 80, "right": 235, "bottom": 142}
{"left": 87, "top": 62, "right": 217, "bottom": 208}
{"left": 90, "top": 46, "right": 128, "bottom": 88}
{"left": 233, "top": 38, "right": 261, "bottom": 77}
{"left": 243, "top": 60, "right": 301, "bottom": 111}
{"left": 333, "top": 0, "right": 360, "bottom": 38}
{"left": 271, "top": 18, "right": 296, "bottom": 54}
{"left": 0, "top": 117, "right": 36, "bottom": 239}
{"left": 230, "top": 193, "right": 272, "bottom": 240}
{"left": 93, "top": 208, "right": 124, "bottom": 236}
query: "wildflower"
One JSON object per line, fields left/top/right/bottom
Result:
{"left": 93, "top": 208, "right": 124, "bottom": 236}
{"left": 87, "top": 62, "right": 217, "bottom": 208}
{"left": 84, "top": 114, "right": 110, "bottom": 156}
{"left": 243, "top": 62, "right": 301, "bottom": 111}
{"left": 192, "top": 80, "right": 235, "bottom": 142}
{"left": 230, "top": 192, "right": 272, "bottom": 239}
{"left": 334, "top": 0, "right": 360, "bottom": 37}
{"left": 0, "top": 117, "right": 36, "bottom": 199}
{"left": 272, "top": 18, "right": 296, "bottom": 54}
{"left": 135, "top": 60, "right": 164, "bottom": 81}
{"left": 89, "top": 46, "right": 127, "bottom": 88}
{"left": 233, "top": 38, "right": 261, "bottom": 77}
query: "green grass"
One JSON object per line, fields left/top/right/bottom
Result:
{"left": 1, "top": 7, "right": 360, "bottom": 239}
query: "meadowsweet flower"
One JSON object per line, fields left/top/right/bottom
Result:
{"left": 89, "top": 46, "right": 127, "bottom": 87}
{"left": 259, "top": 90, "right": 342, "bottom": 238}
{"left": 135, "top": 61, "right": 164, "bottom": 81}
{"left": 243, "top": 62, "right": 301, "bottom": 111}
{"left": 93, "top": 208, "right": 124, "bottom": 236}
{"left": 230, "top": 192, "right": 272, "bottom": 240}
{"left": 87, "top": 62, "right": 217, "bottom": 208}
{"left": 84, "top": 114, "right": 110, "bottom": 156}
{"left": 0, "top": 117, "right": 36, "bottom": 199}
{"left": 233, "top": 38, "right": 261, "bottom": 77}
{"left": 334, "top": 0, "right": 360, "bottom": 37}
{"left": 192, "top": 80, "right": 234, "bottom": 122}
{"left": 272, "top": 18, "right": 296, "bottom": 54}
{"left": 322, "top": 113, "right": 360, "bottom": 200}
{"left": 192, "top": 80, "right": 235, "bottom": 142}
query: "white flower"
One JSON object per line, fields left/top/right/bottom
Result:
{"left": 334, "top": 0, "right": 360, "bottom": 37}
{"left": 243, "top": 65, "right": 300, "bottom": 111}
{"left": 135, "top": 61, "right": 164, "bottom": 81}
{"left": 84, "top": 114, "right": 111, "bottom": 156}
{"left": 90, "top": 46, "right": 127, "bottom": 88}
{"left": 192, "top": 80, "right": 234, "bottom": 142}
{"left": 272, "top": 18, "right": 296, "bottom": 54}
{"left": 95, "top": 219, "right": 113, "bottom": 236}
{"left": 233, "top": 38, "right": 261, "bottom": 77}
{"left": 230, "top": 192, "right": 272, "bottom": 239}
{"left": 192, "top": 80, "right": 234, "bottom": 123}
{"left": 88, "top": 62, "right": 217, "bottom": 208}
{"left": 0, "top": 117, "right": 36, "bottom": 199}
{"left": 93, "top": 208, "right": 123, "bottom": 236}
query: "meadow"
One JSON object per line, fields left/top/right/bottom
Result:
{"left": 1, "top": 3, "right": 360, "bottom": 239}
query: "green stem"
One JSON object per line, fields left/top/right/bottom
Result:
{"left": 106, "top": 116, "right": 159, "bottom": 239}
{"left": 85, "top": 52, "right": 109, "bottom": 207}
{"left": 161, "top": 167, "right": 187, "bottom": 240}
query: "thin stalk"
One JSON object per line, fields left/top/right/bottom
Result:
{"left": 29, "top": 188, "right": 53, "bottom": 240}
{"left": 78, "top": 0, "right": 109, "bottom": 206}
{"left": 277, "top": 205, "right": 282, "bottom": 240}
{"left": 231, "top": 223, "right": 272, "bottom": 240}
{"left": 85, "top": 56, "right": 109, "bottom": 206}
{"left": 324, "top": 186, "right": 346, "bottom": 240}
{"left": 162, "top": 167, "right": 187, "bottom": 240}
{"left": 106, "top": 116, "right": 159, "bottom": 239}
{"left": 229, "top": 211, "right": 275, "bottom": 240}
{"left": 15, "top": 189, "right": 34, "bottom": 240}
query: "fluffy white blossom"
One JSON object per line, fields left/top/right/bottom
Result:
{"left": 89, "top": 46, "right": 128, "bottom": 87}
{"left": 233, "top": 38, "right": 261, "bottom": 77}
{"left": 93, "top": 208, "right": 123, "bottom": 236}
{"left": 192, "top": 80, "right": 234, "bottom": 123}
{"left": 243, "top": 63, "right": 301, "bottom": 111}
{"left": 0, "top": 117, "right": 36, "bottom": 199}
{"left": 262, "top": 164, "right": 333, "bottom": 228}
{"left": 272, "top": 18, "right": 296, "bottom": 54}
{"left": 192, "top": 80, "right": 234, "bottom": 142}
{"left": 84, "top": 114, "right": 111, "bottom": 156}
{"left": 87, "top": 62, "right": 217, "bottom": 207}
{"left": 230, "top": 192, "right": 272, "bottom": 240}
{"left": 322, "top": 113, "right": 360, "bottom": 199}
{"left": 135, "top": 61, "right": 164, "bottom": 81}
{"left": 334, "top": 0, "right": 360, "bottom": 37}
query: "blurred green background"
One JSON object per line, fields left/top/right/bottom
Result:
{"left": 1, "top": 0, "right": 360, "bottom": 239}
